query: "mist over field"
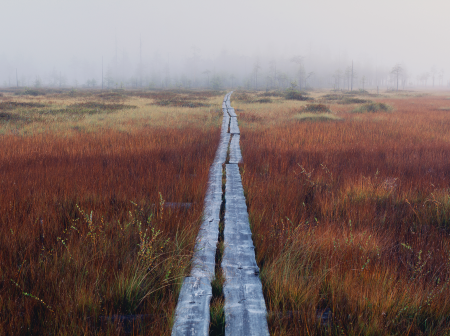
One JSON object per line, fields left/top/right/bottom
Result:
{"left": 1, "top": 0, "right": 449, "bottom": 90}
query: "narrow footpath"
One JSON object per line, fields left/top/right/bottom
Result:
{"left": 172, "top": 93, "right": 269, "bottom": 336}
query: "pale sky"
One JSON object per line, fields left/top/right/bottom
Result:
{"left": 1, "top": 0, "right": 449, "bottom": 85}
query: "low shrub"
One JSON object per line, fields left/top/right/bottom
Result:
{"left": 285, "top": 90, "right": 309, "bottom": 101}
{"left": 302, "top": 103, "right": 331, "bottom": 113}
{"left": 15, "top": 88, "right": 47, "bottom": 96}
{"left": 259, "top": 91, "right": 284, "bottom": 98}
{"left": 153, "top": 99, "right": 206, "bottom": 108}
{"left": 338, "top": 98, "right": 372, "bottom": 104}
{"left": 352, "top": 102, "right": 391, "bottom": 113}
{"left": 256, "top": 98, "right": 272, "bottom": 103}
{"left": 321, "top": 94, "right": 343, "bottom": 101}
{"left": 0, "top": 102, "right": 46, "bottom": 110}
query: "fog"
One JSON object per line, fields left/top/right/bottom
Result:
{"left": 1, "top": 0, "right": 449, "bottom": 90}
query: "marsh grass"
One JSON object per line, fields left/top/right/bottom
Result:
{"left": 0, "top": 89, "right": 222, "bottom": 335}
{"left": 238, "top": 91, "right": 450, "bottom": 335}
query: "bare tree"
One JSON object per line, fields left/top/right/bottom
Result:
{"left": 391, "top": 64, "right": 403, "bottom": 91}
{"left": 350, "top": 61, "right": 357, "bottom": 91}
{"left": 305, "top": 72, "right": 314, "bottom": 88}
{"left": 430, "top": 66, "right": 437, "bottom": 87}
{"left": 333, "top": 69, "right": 342, "bottom": 90}
{"left": 345, "top": 66, "right": 351, "bottom": 90}
{"left": 439, "top": 69, "right": 444, "bottom": 86}
{"left": 419, "top": 72, "right": 429, "bottom": 86}
{"left": 290, "top": 55, "right": 305, "bottom": 89}
{"left": 269, "top": 60, "right": 277, "bottom": 89}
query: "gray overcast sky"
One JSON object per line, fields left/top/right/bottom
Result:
{"left": 1, "top": 0, "right": 449, "bottom": 83}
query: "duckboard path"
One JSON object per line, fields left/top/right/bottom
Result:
{"left": 172, "top": 92, "right": 269, "bottom": 336}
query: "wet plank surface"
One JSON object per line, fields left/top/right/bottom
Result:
{"left": 227, "top": 107, "right": 237, "bottom": 117}
{"left": 222, "top": 164, "right": 269, "bottom": 336}
{"left": 171, "top": 277, "right": 212, "bottom": 336}
{"left": 229, "top": 134, "right": 242, "bottom": 164}
{"left": 229, "top": 117, "right": 240, "bottom": 134}
{"left": 172, "top": 93, "right": 231, "bottom": 336}
{"left": 173, "top": 92, "right": 268, "bottom": 336}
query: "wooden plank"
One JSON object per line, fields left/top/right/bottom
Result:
{"left": 222, "top": 164, "right": 269, "bottom": 336}
{"left": 229, "top": 135, "right": 242, "bottom": 164}
{"left": 173, "top": 91, "right": 265, "bottom": 336}
{"left": 227, "top": 107, "right": 237, "bottom": 117}
{"left": 230, "top": 117, "right": 240, "bottom": 134}
{"left": 172, "top": 93, "right": 233, "bottom": 336}
{"left": 171, "top": 277, "right": 212, "bottom": 336}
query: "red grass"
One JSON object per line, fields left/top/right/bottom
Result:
{"left": 0, "top": 127, "right": 220, "bottom": 335}
{"left": 240, "top": 94, "right": 450, "bottom": 334}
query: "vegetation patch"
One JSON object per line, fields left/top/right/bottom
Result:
{"left": 0, "top": 101, "right": 47, "bottom": 110}
{"left": 97, "top": 91, "right": 126, "bottom": 102}
{"left": 153, "top": 98, "right": 207, "bottom": 108}
{"left": 321, "top": 94, "right": 371, "bottom": 104}
{"left": 47, "top": 102, "right": 136, "bottom": 115}
{"left": 294, "top": 113, "right": 342, "bottom": 122}
{"left": 337, "top": 98, "right": 372, "bottom": 104}
{"left": 302, "top": 103, "right": 331, "bottom": 113}
{"left": 233, "top": 92, "right": 255, "bottom": 103}
{"left": 352, "top": 102, "right": 391, "bottom": 113}
{"left": 344, "top": 89, "right": 370, "bottom": 95}
{"left": 0, "top": 112, "right": 23, "bottom": 122}
{"left": 256, "top": 98, "right": 272, "bottom": 103}
{"left": 258, "top": 91, "right": 284, "bottom": 97}
{"left": 321, "top": 94, "right": 343, "bottom": 101}
{"left": 14, "top": 88, "right": 64, "bottom": 96}
{"left": 137, "top": 90, "right": 222, "bottom": 100}
{"left": 285, "top": 90, "right": 310, "bottom": 101}
{"left": 15, "top": 88, "right": 47, "bottom": 96}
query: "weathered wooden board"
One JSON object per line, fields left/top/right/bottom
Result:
{"left": 171, "top": 276, "right": 212, "bottom": 336}
{"left": 227, "top": 107, "right": 237, "bottom": 117}
{"left": 229, "top": 135, "right": 242, "bottom": 164}
{"left": 172, "top": 93, "right": 233, "bottom": 336}
{"left": 172, "top": 91, "right": 269, "bottom": 336}
{"left": 229, "top": 117, "right": 240, "bottom": 134}
{"left": 222, "top": 164, "right": 269, "bottom": 336}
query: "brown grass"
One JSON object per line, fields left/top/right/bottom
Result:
{"left": 0, "top": 89, "right": 222, "bottom": 335}
{"left": 238, "top": 92, "right": 450, "bottom": 335}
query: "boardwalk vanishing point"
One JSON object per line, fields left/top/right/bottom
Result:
{"left": 171, "top": 92, "right": 270, "bottom": 336}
